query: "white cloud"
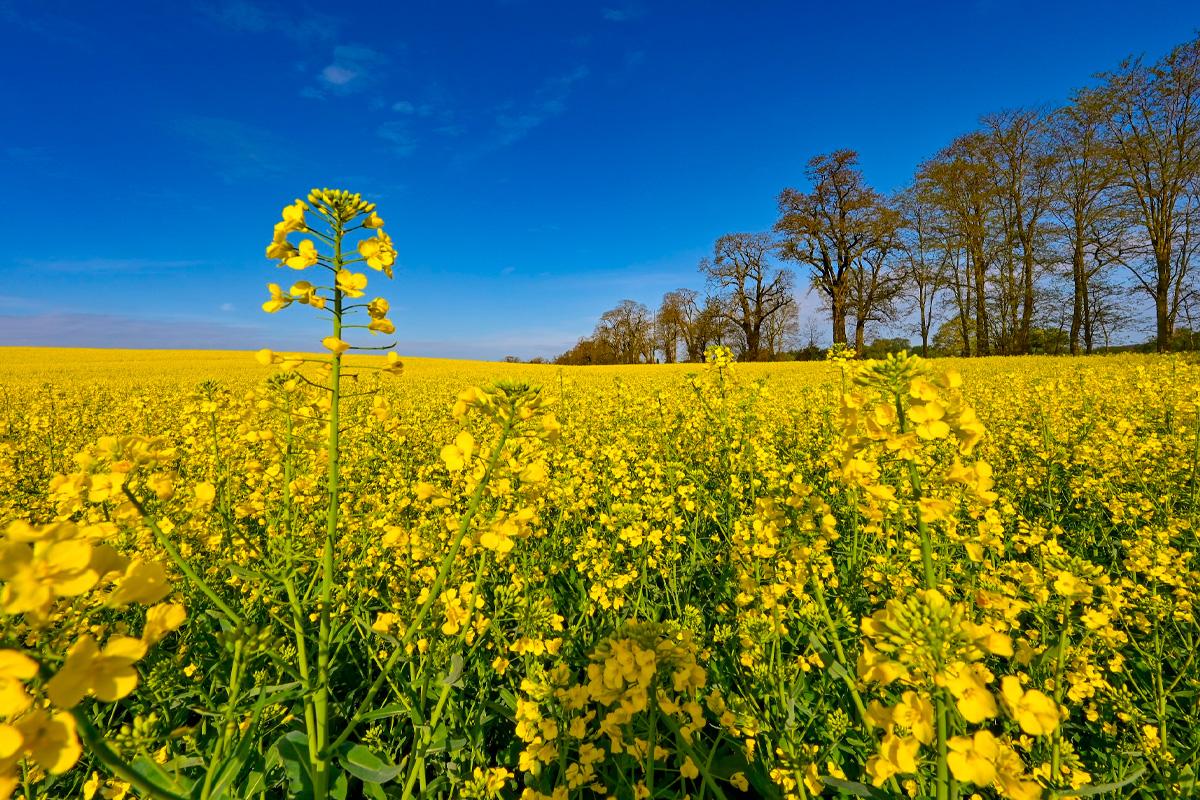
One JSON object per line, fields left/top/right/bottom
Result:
{"left": 490, "top": 66, "right": 591, "bottom": 150}
{"left": 0, "top": 312, "right": 267, "bottom": 349}
{"left": 601, "top": 5, "right": 644, "bottom": 22}
{"left": 320, "top": 64, "right": 358, "bottom": 86}
{"left": 377, "top": 120, "right": 417, "bottom": 156}
{"left": 308, "top": 43, "right": 388, "bottom": 97}
{"left": 16, "top": 257, "right": 205, "bottom": 274}
{"left": 172, "top": 115, "right": 295, "bottom": 181}
{"left": 197, "top": 0, "right": 340, "bottom": 43}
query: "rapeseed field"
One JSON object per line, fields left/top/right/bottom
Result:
{"left": 1, "top": 347, "right": 1196, "bottom": 799}
{"left": 0, "top": 193, "right": 1196, "bottom": 799}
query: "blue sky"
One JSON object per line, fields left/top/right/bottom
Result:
{"left": 1, "top": 1, "right": 1197, "bottom": 359}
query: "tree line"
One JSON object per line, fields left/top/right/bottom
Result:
{"left": 555, "top": 33, "right": 1200, "bottom": 365}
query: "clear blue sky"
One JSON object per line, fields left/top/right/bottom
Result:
{"left": 1, "top": 0, "right": 1196, "bottom": 359}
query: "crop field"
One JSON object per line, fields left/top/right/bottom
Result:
{"left": 0, "top": 344, "right": 1196, "bottom": 799}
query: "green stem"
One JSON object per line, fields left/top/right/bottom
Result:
{"left": 313, "top": 220, "right": 346, "bottom": 799}
{"left": 71, "top": 708, "right": 188, "bottom": 800}
{"left": 810, "top": 579, "right": 904, "bottom": 797}
{"left": 894, "top": 390, "right": 946, "bottom": 798}
{"left": 935, "top": 690, "right": 950, "bottom": 800}
{"left": 200, "top": 639, "right": 245, "bottom": 800}
{"left": 123, "top": 490, "right": 243, "bottom": 626}
{"left": 1050, "top": 615, "right": 1069, "bottom": 784}
{"left": 895, "top": 392, "right": 937, "bottom": 587}
{"left": 327, "top": 415, "right": 515, "bottom": 754}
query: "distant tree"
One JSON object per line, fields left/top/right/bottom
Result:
{"left": 762, "top": 299, "right": 801, "bottom": 358}
{"left": 931, "top": 315, "right": 975, "bottom": 357}
{"left": 918, "top": 133, "right": 997, "bottom": 355}
{"left": 896, "top": 186, "right": 949, "bottom": 356}
{"left": 848, "top": 201, "right": 905, "bottom": 353}
{"left": 1089, "top": 36, "right": 1200, "bottom": 351}
{"left": 1088, "top": 277, "right": 1135, "bottom": 351}
{"left": 554, "top": 337, "right": 616, "bottom": 365}
{"left": 982, "top": 108, "right": 1056, "bottom": 354}
{"left": 654, "top": 293, "right": 683, "bottom": 363}
{"left": 700, "top": 233, "right": 796, "bottom": 361}
{"left": 861, "top": 337, "right": 912, "bottom": 359}
{"left": 595, "top": 299, "right": 654, "bottom": 363}
{"left": 693, "top": 295, "right": 734, "bottom": 359}
{"left": 1049, "top": 95, "right": 1126, "bottom": 354}
{"left": 777, "top": 150, "right": 881, "bottom": 346}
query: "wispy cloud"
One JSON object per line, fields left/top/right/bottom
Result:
{"left": 443, "top": 65, "right": 591, "bottom": 164}
{"left": 172, "top": 115, "right": 295, "bottom": 181}
{"left": 0, "top": 312, "right": 268, "bottom": 349}
{"left": 401, "top": 329, "right": 580, "bottom": 361}
{"left": 601, "top": 4, "right": 645, "bottom": 22}
{"left": 375, "top": 85, "right": 462, "bottom": 156}
{"left": 195, "top": 0, "right": 340, "bottom": 43}
{"left": 4, "top": 145, "right": 53, "bottom": 165}
{"left": 14, "top": 257, "right": 207, "bottom": 274}
{"left": 377, "top": 120, "right": 418, "bottom": 156}
{"left": 0, "top": 0, "right": 90, "bottom": 46}
{"left": 304, "top": 43, "right": 389, "bottom": 98}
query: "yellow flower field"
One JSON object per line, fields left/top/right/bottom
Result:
{"left": 0, "top": 342, "right": 1196, "bottom": 799}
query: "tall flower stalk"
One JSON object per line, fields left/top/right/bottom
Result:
{"left": 260, "top": 188, "right": 400, "bottom": 796}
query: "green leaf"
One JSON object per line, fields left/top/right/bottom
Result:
{"left": 356, "top": 702, "right": 412, "bottom": 723}
{"left": 330, "top": 769, "right": 349, "bottom": 800}
{"left": 129, "top": 756, "right": 192, "bottom": 795}
{"left": 362, "top": 781, "right": 389, "bottom": 800}
{"left": 820, "top": 776, "right": 892, "bottom": 799}
{"left": 826, "top": 661, "right": 851, "bottom": 681}
{"left": 442, "top": 652, "right": 464, "bottom": 688}
{"left": 1058, "top": 766, "right": 1146, "bottom": 797}
{"left": 337, "top": 743, "right": 403, "bottom": 784}
{"left": 273, "top": 730, "right": 315, "bottom": 800}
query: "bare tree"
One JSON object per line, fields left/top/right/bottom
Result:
{"left": 848, "top": 201, "right": 905, "bottom": 353}
{"left": 918, "top": 133, "right": 997, "bottom": 355}
{"left": 700, "top": 233, "right": 796, "bottom": 361}
{"left": 654, "top": 293, "right": 683, "bottom": 363}
{"left": 776, "top": 150, "right": 880, "bottom": 346}
{"left": 762, "top": 300, "right": 800, "bottom": 358}
{"left": 896, "top": 186, "right": 949, "bottom": 356}
{"left": 983, "top": 108, "right": 1056, "bottom": 354}
{"left": 1091, "top": 37, "right": 1200, "bottom": 351}
{"left": 1048, "top": 95, "right": 1129, "bottom": 353}
{"left": 595, "top": 299, "right": 654, "bottom": 363}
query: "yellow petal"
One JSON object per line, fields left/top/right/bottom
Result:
{"left": 322, "top": 337, "right": 351, "bottom": 355}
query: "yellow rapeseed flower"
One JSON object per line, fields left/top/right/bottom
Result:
{"left": 1000, "top": 676, "right": 1059, "bottom": 736}
{"left": 947, "top": 729, "right": 1000, "bottom": 786}
{"left": 0, "top": 651, "right": 38, "bottom": 718}
{"left": 46, "top": 635, "right": 147, "bottom": 709}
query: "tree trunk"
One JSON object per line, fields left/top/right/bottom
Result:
{"left": 972, "top": 248, "right": 989, "bottom": 356}
{"left": 854, "top": 319, "right": 866, "bottom": 355}
{"left": 1083, "top": 284, "right": 1094, "bottom": 354}
{"left": 1020, "top": 247, "right": 1035, "bottom": 355}
{"left": 831, "top": 295, "right": 848, "bottom": 346}
{"left": 744, "top": 323, "right": 761, "bottom": 361}
{"left": 1156, "top": 250, "right": 1173, "bottom": 353}
{"left": 1070, "top": 237, "right": 1084, "bottom": 355}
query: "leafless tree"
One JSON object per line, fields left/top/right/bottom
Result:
{"left": 1090, "top": 37, "right": 1200, "bottom": 351}
{"left": 700, "top": 232, "right": 796, "bottom": 361}
{"left": 776, "top": 150, "right": 880, "bottom": 346}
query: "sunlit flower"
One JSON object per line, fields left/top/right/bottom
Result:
{"left": 46, "top": 635, "right": 147, "bottom": 709}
